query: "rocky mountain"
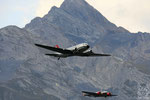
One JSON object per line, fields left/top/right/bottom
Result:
{"left": 0, "top": 0, "right": 150, "bottom": 100}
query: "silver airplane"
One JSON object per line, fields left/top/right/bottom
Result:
{"left": 82, "top": 91, "right": 117, "bottom": 98}
{"left": 35, "top": 43, "right": 111, "bottom": 60}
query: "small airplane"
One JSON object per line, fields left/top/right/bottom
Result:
{"left": 82, "top": 91, "right": 117, "bottom": 98}
{"left": 35, "top": 43, "right": 111, "bottom": 60}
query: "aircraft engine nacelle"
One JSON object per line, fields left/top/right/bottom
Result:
{"left": 73, "top": 48, "right": 79, "bottom": 54}
{"left": 84, "top": 49, "right": 93, "bottom": 54}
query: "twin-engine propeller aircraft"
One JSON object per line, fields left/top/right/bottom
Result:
{"left": 35, "top": 43, "right": 111, "bottom": 60}
{"left": 82, "top": 91, "right": 117, "bottom": 98}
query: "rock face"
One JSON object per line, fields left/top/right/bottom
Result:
{"left": 0, "top": 0, "right": 150, "bottom": 100}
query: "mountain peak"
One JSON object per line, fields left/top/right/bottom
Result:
{"left": 61, "top": 0, "right": 86, "bottom": 6}
{"left": 60, "top": 0, "right": 116, "bottom": 30}
{"left": 60, "top": 0, "right": 88, "bottom": 9}
{"left": 60, "top": 0, "right": 88, "bottom": 11}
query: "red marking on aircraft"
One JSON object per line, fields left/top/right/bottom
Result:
{"left": 55, "top": 45, "right": 59, "bottom": 48}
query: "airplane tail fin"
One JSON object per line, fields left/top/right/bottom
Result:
{"left": 55, "top": 45, "right": 59, "bottom": 48}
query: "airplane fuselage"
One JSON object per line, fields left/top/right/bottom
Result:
{"left": 66, "top": 43, "right": 89, "bottom": 53}
{"left": 54, "top": 43, "right": 90, "bottom": 57}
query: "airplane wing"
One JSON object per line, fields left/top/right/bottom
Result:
{"left": 35, "top": 44, "right": 73, "bottom": 54}
{"left": 110, "top": 94, "right": 117, "bottom": 97}
{"left": 82, "top": 91, "right": 97, "bottom": 96}
{"left": 77, "top": 52, "right": 111, "bottom": 57}
{"left": 45, "top": 54, "right": 60, "bottom": 57}
{"left": 87, "top": 53, "right": 111, "bottom": 56}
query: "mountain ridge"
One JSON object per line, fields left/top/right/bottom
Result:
{"left": 0, "top": 0, "right": 150, "bottom": 100}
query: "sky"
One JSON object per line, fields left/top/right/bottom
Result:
{"left": 0, "top": 0, "right": 150, "bottom": 33}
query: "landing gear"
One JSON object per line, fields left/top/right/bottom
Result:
{"left": 58, "top": 57, "right": 60, "bottom": 60}
{"left": 73, "top": 48, "right": 78, "bottom": 54}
